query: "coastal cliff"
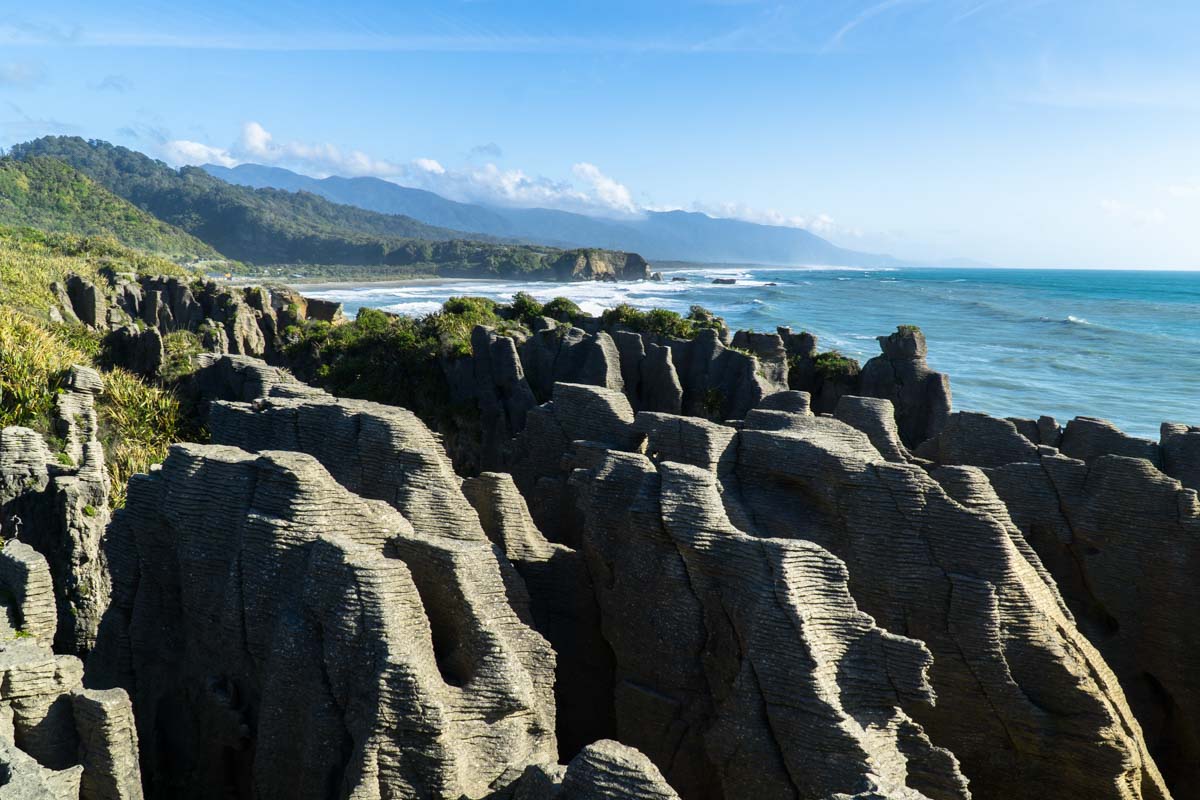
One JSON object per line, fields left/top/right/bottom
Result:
{"left": 0, "top": 272, "right": 1197, "bottom": 799}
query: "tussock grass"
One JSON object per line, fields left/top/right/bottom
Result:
{"left": 0, "top": 226, "right": 200, "bottom": 506}
{"left": 0, "top": 308, "right": 78, "bottom": 430}
{"left": 0, "top": 225, "right": 187, "bottom": 314}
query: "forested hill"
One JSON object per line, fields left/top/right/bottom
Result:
{"left": 7, "top": 136, "right": 510, "bottom": 267}
{"left": 0, "top": 156, "right": 217, "bottom": 260}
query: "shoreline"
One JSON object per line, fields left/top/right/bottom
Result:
{"left": 286, "top": 276, "right": 506, "bottom": 292}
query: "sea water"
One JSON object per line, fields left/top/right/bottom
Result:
{"left": 304, "top": 266, "right": 1200, "bottom": 438}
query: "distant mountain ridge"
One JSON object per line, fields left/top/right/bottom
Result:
{"left": 203, "top": 162, "right": 903, "bottom": 267}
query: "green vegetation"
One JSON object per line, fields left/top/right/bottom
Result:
{"left": 897, "top": 324, "right": 922, "bottom": 336}
{"left": 600, "top": 303, "right": 724, "bottom": 339}
{"left": 509, "top": 292, "right": 544, "bottom": 324}
{"left": 288, "top": 293, "right": 732, "bottom": 436}
{"left": 813, "top": 350, "right": 861, "bottom": 382}
{"left": 161, "top": 330, "right": 205, "bottom": 383}
{"left": 0, "top": 227, "right": 200, "bottom": 507}
{"left": 541, "top": 297, "right": 584, "bottom": 323}
{"left": 0, "top": 157, "right": 217, "bottom": 260}
{"left": 286, "top": 302, "right": 487, "bottom": 419}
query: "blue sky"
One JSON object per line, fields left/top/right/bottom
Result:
{"left": 2, "top": 1, "right": 1199, "bottom": 268}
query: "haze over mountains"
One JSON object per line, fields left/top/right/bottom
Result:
{"left": 203, "top": 162, "right": 902, "bottom": 268}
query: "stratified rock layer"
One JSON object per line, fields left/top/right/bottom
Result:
{"left": 0, "top": 540, "right": 141, "bottom": 799}
{"left": 909, "top": 407, "right": 1200, "bottom": 799}
{"left": 0, "top": 366, "right": 112, "bottom": 655}
{"left": 545, "top": 384, "right": 1167, "bottom": 800}
{"left": 91, "top": 444, "right": 556, "bottom": 799}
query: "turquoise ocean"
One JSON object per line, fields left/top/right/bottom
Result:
{"left": 305, "top": 266, "right": 1200, "bottom": 439}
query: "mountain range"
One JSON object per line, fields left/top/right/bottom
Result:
{"left": 2, "top": 137, "right": 654, "bottom": 280}
{"left": 202, "top": 162, "right": 903, "bottom": 267}
{"left": 4, "top": 135, "right": 910, "bottom": 273}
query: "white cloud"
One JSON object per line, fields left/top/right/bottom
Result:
{"left": 161, "top": 139, "right": 237, "bottom": 167}
{"left": 162, "top": 121, "right": 406, "bottom": 177}
{"left": 395, "top": 161, "right": 639, "bottom": 217}
{"left": 413, "top": 158, "right": 445, "bottom": 175}
{"left": 690, "top": 201, "right": 852, "bottom": 236}
{"left": 571, "top": 163, "right": 637, "bottom": 214}
{"left": 163, "top": 121, "right": 644, "bottom": 216}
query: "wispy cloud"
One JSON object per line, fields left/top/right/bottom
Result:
{"left": 468, "top": 142, "right": 503, "bottom": 159}
{"left": 0, "top": 62, "right": 45, "bottom": 88}
{"left": 0, "top": 101, "right": 80, "bottom": 144}
{"left": 689, "top": 201, "right": 853, "bottom": 237}
{"left": 89, "top": 74, "right": 132, "bottom": 93}
{"left": 824, "top": 0, "right": 925, "bottom": 51}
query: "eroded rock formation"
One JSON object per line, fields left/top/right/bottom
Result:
{"left": 90, "top": 444, "right": 557, "bottom": 799}
{"left": 0, "top": 366, "right": 112, "bottom": 655}
{"left": 536, "top": 384, "right": 1166, "bottom": 800}
{"left": 0, "top": 540, "right": 141, "bottom": 799}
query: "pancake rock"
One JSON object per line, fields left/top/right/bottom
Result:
{"left": 731, "top": 408, "right": 1164, "bottom": 800}
{"left": 858, "top": 326, "right": 952, "bottom": 447}
{"left": 900, "top": 408, "right": 1200, "bottom": 798}
{"left": 0, "top": 540, "right": 141, "bottom": 799}
{"left": 570, "top": 443, "right": 968, "bottom": 800}
{"left": 532, "top": 383, "right": 1166, "bottom": 799}
{"left": 513, "top": 740, "right": 681, "bottom": 800}
{"left": 462, "top": 472, "right": 616, "bottom": 759}
{"left": 89, "top": 444, "right": 557, "bottom": 799}
{"left": 0, "top": 366, "right": 112, "bottom": 655}
{"left": 985, "top": 449, "right": 1200, "bottom": 798}
{"left": 204, "top": 380, "right": 612, "bottom": 755}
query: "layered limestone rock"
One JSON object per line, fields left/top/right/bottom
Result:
{"left": 0, "top": 541, "right": 141, "bottom": 799}
{"left": 914, "top": 411, "right": 1040, "bottom": 468}
{"left": 570, "top": 447, "right": 969, "bottom": 800}
{"left": 731, "top": 410, "right": 1164, "bottom": 800}
{"left": 894, "top": 407, "right": 1200, "bottom": 798}
{"left": 985, "top": 450, "right": 1200, "bottom": 798}
{"left": 1161, "top": 422, "right": 1200, "bottom": 490}
{"left": 530, "top": 383, "right": 1167, "bottom": 800}
{"left": 0, "top": 367, "right": 112, "bottom": 655}
{"left": 203, "top": 378, "right": 614, "bottom": 759}
{"left": 90, "top": 444, "right": 557, "bottom": 799}
{"left": 57, "top": 274, "right": 309, "bottom": 369}
{"left": 1059, "top": 417, "right": 1161, "bottom": 465}
{"left": 505, "top": 384, "right": 640, "bottom": 544}
{"left": 462, "top": 472, "right": 615, "bottom": 760}
{"left": 858, "top": 326, "right": 952, "bottom": 447}
{"left": 512, "top": 740, "right": 681, "bottom": 800}
{"left": 453, "top": 322, "right": 788, "bottom": 472}
{"left": 782, "top": 326, "right": 951, "bottom": 448}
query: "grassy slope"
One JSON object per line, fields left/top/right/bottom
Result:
{"left": 0, "top": 226, "right": 200, "bottom": 506}
{"left": 0, "top": 157, "right": 217, "bottom": 261}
